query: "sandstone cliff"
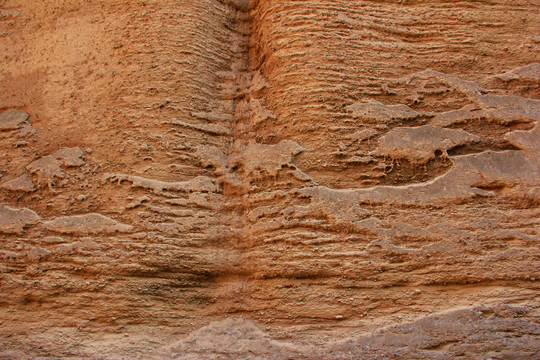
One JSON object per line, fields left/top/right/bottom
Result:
{"left": 0, "top": 0, "right": 539, "bottom": 358}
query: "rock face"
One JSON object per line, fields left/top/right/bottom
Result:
{"left": 0, "top": 110, "right": 30, "bottom": 130}
{"left": 0, "top": 204, "right": 40, "bottom": 234}
{"left": 0, "top": 0, "right": 539, "bottom": 359}
{"left": 0, "top": 174, "right": 36, "bottom": 193}
{"left": 43, "top": 213, "right": 135, "bottom": 235}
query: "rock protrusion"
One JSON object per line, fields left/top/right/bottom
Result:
{"left": 104, "top": 174, "right": 218, "bottom": 194}
{"left": 0, "top": 204, "right": 41, "bottom": 234}
{"left": 346, "top": 100, "right": 421, "bottom": 123}
{"left": 0, "top": 174, "right": 36, "bottom": 192}
{"left": 0, "top": 109, "right": 30, "bottom": 131}
{"left": 169, "top": 318, "right": 304, "bottom": 360}
{"left": 26, "top": 147, "right": 86, "bottom": 189}
{"left": 43, "top": 213, "right": 135, "bottom": 235}
{"left": 372, "top": 125, "right": 480, "bottom": 163}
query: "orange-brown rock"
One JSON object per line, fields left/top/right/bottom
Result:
{"left": 0, "top": 0, "right": 539, "bottom": 358}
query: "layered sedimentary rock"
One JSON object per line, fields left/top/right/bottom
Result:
{"left": 1, "top": 0, "right": 539, "bottom": 358}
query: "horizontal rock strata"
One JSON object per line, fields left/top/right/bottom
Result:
{"left": 0, "top": 0, "right": 538, "bottom": 358}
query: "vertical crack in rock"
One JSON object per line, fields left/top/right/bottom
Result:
{"left": 195, "top": 0, "right": 316, "bottom": 314}
{"left": 198, "top": 0, "right": 268, "bottom": 312}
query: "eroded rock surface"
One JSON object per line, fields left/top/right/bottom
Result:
{"left": 26, "top": 147, "right": 86, "bottom": 189}
{"left": 0, "top": 0, "right": 539, "bottom": 359}
{"left": 373, "top": 125, "right": 480, "bottom": 163}
{"left": 43, "top": 213, "right": 135, "bottom": 235}
{"left": 160, "top": 304, "right": 540, "bottom": 359}
{"left": 0, "top": 174, "right": 36, "bottom": 192}
{"left": 168, "top": 318, "right": 304, "bottom": 360}
{"left": 0, "top": 204, "right": 40, "bottom": 234}
{"left": 0, "top": 109, "right": 29, "bottom": 130}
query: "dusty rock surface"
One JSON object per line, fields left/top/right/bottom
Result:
{"left": 0, "top": 0, "right": 539, "bottom": 359}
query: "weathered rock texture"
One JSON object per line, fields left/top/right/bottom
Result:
{"left": 0, "top": 0, "right": 539, "bottom": 358}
